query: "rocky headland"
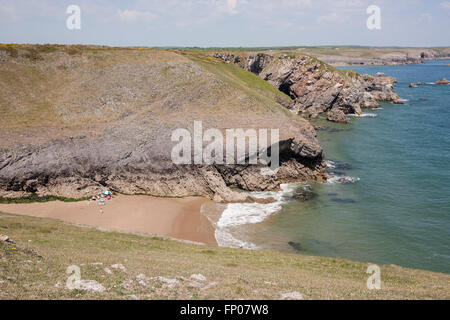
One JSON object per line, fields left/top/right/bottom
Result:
{"left": 213, "top": 52, "right": 401, "bottom": 122}
{"left": 0, "top": 45, "right": 402, "bottom": 202}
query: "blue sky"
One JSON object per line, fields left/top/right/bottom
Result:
{"left": 1, "top": 0, "right": 449, "bottom": 47}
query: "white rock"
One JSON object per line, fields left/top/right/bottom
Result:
{"left": 201, "top": 282, "right": 218, "bottom": 291}
{"left": 187, "top": 281, "right": 203, "bottom": 288}
{"left": 104, "top": 267, "right": 112, "bottom": 274}
{"left": 281, "top": 292, "right": 304, "bottom": 300}
{"left": 152, "top": 276, "right": 180, "bottom": 288}
{"left": 78, "top": 280, "right": 105, "bottom": 292}
{"left": 0, "top": 234, "right": 14, "bottom": 244}
{"left": 111, "top": 264, "right": 127, "bottom": 272}
{"left": 190, "top": 274, "right": 207, "bottom": 282}
{"left": 121, "top": 279, "right": 134, "bottom": 289}
{"left": 136, "top": 274, "right": 148, "bottom": 286}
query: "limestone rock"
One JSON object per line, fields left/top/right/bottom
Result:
{"left": 0, "top": 49, "right": 327, "bottom": 202}
{"left": 214, "top": 52, "right": 401, "bottom": 122}
{"left": 435, "top": 78, "right": 450, "bottom": 85}
{"left": 0, "top": 234, "right": 14, "bottom": 244}
{"left": 281, "top": 291, "right": 304, "bottom": 300}
{"left": 78, "top": 280, "right": 105, "bottom": 292}
{"left": 327, "top": 108, "right": 348, "bottom": 123}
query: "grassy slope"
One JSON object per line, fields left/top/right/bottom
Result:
{"left": 1, "top": 212, "right": 448, "bottom": 300}
{"left": 182, "top": 51, "right": 292, "bottom": 104}
{"left": 0, "top": 45, "right": 299, "bottom": 132}
{"left": 180, "top": 49, "right": 360, "bottom": 89}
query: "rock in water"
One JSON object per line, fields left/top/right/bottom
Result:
{"left": 327, "top": 108, "right": 348, "bottom": 123}
{"left": 289, "top": 185, "right": 316, "bottom": 201}
{"left": 288, "top": 241, "right": 303, "bottom": 252}
{"left": 435, "top": 78, "right": 450, "bottom": 85}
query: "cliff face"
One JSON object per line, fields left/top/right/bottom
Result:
{"left": 0, "top": 45, "right": 326, "bottom": 202}
{"left": 213, "top": 52, "right": 401, "bottom": 122}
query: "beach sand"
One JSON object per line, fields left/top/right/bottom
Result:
{"left": 0, "top": 195, "right": 217, "bottom": 245}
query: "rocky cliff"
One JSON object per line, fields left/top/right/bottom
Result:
{"left": 0, "top": 45, "right": 326, "bottom": 202}
{"left": 213, "top": 52, "right": 400, "bottom": 122}
{"left": 0, "top": 45, "right": 405, "bottom": 202}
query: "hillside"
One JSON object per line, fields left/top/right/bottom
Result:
{"left": 1, "top": 212, "right": 449, "bottom": 300}
{"left": 0, "top": 44, "right": 326, "bottom": 202}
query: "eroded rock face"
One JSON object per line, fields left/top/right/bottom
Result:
{"left": 0, "top": 49, "right": 326, "bottom": 202}
{"left": 327, "top": 108, "right": 347, "bottom": 123}
{"left": 214, "top": 53, "right": 401, "bottom": 122}
{"left": 0, "top": 134, "right": 326, "bottom": 202}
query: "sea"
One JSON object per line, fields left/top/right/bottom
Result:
{"left": 204, "top": 59, "right": 450, "bottom": 274}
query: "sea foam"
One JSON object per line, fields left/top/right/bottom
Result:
{"left": 326, "top": 175, "right": 360, "bottom": 184}
{"left": 347, "top": 113, "right": 377, "bottom": 118}
{"left": 210, "top": 184, "right": 299, "bottom": 249}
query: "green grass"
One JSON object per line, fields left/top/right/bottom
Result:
{"left": 0, "top": 194, "right": 91, "bottom": 204}
{"left": 0, "top": 212, "right": 449, "bottom": 300}
{"left": 182, "top": 52, "right": 294, "bottom": 119}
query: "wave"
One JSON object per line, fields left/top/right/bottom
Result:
{"left": 326, "top": 160, "right": 337, "bottom": 169}
{"left": 347, "top": 113, "right": 377, "bottom": 118}
{"left": 209, "top": 184, "right": 299, "bottom": 249}
{"left": 326, "top": 160, "right": 353, "bottom": 170}
{"left": 326, "top": 175, "right": 360, "bottom": 184}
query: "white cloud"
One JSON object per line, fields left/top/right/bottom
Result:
{"left": 440, "top": 2, "right": 450, "bottom": 9}
{"left": 281, "top": 0, "right": 312, "bottom": 7}
{"left": 420, "top": 13, "right": 433, "bottom": 22}
{"left": 118, "top": 9, "right": 156, "bottom": 23}
{"left": 318, "top": 12, "right": 346, "bottom": 24}
{"left": 332, "top": 0, "right": 365, "bottom": 8}
{"left": 0, "top": 2, "right": 19, "bottom": 21}
{"left": 219, "top": 0, "right": 239, "bottom": 14}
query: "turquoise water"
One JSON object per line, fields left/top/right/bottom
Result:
{"left": 246, "top": 59, "right": 450, "bottom": 274}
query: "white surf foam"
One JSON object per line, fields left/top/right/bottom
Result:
{"left": 347, "top": 113, "right": 377, "bottom": 118}
{"left": 326, "top": 175, "right": 360, "bottom": 185}
{"left": 212, "top": 184, "right": 299, "bottom": 249}
{"left": 326, "top": 160, "right": 337, "bottom": 169}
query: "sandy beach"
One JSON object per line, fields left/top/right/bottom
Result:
{"left": 0, "top": 195, "right": 217, "bottom": 246}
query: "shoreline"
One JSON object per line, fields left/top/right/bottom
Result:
{"left": 0, "top": 194, "right": 217, "bottom": 246}
{"left": 328, "top": 57, "right": 450, "bottom": 67}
